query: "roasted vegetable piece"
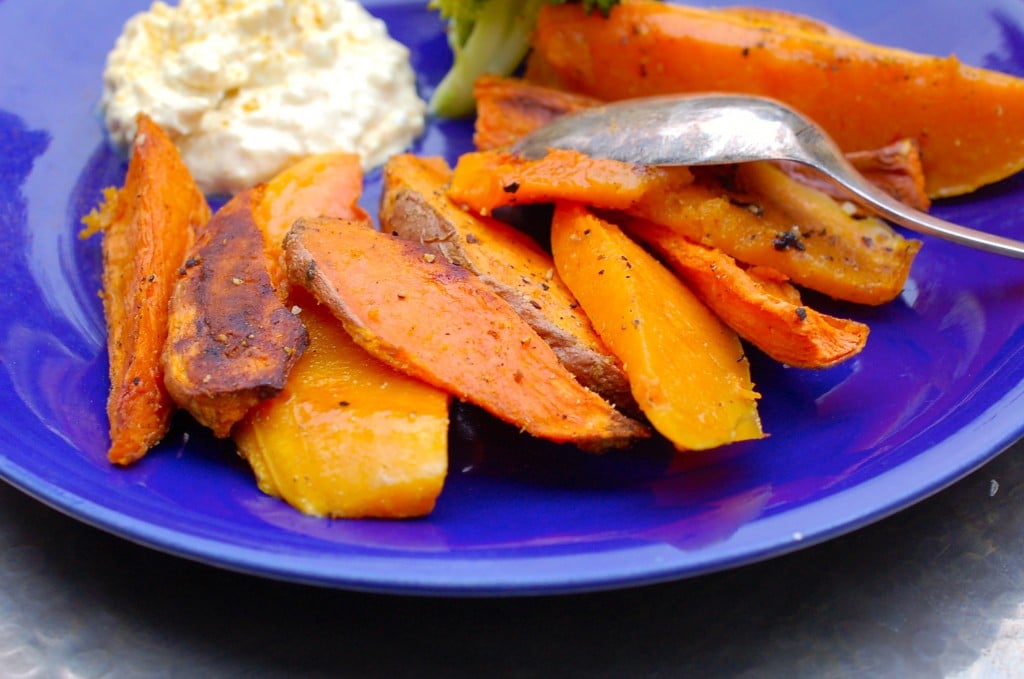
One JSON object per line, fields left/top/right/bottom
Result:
{"left": 234, "top": 292, "right": 450, "bottom": 519}
{"left": 448, "top": 148, "right": 694, "bottom": 214}
{"left": 162, "top": 186, "right": 308, "bottom": 437}
{"left": 527, "top": 0, "right": 1024, "bottom": 197}
{"left": 551, "top": 202, "right": 763, "bottom": 451}
{"left": 776, "top": 139, "right": 931, "bottom": 213}
{"left": 626, "top": 220, "right": 869, "bottom": 369}
{"left": 629, "top": 162, "right": 921, "bottom": 305}
{"left": 284, "top": 215, "right": 649, "bottom": 450}
{"left": 380, "top": 153, "right": 635, "bottom": 412}
{"left": 236, "top": 153, "right": 451, "bottom": 519}
{"left": 255, "top": 151, "right": 367, "bottom": 293}
{"left": 471, "top": 75, "right": 931, "bottom": 211}
{"left": 82, "top": 113, "right": 211, "bottom": 465}
{"left": 472, "top": 74, "right": 601, "bottom": 151}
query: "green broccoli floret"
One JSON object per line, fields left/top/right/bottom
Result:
{"left": 428, "top": 0, "right": 621, "bottom": 118}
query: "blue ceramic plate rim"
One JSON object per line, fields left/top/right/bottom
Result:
{"left": 0, "top": 0, "right": 1023, "bottom": 596}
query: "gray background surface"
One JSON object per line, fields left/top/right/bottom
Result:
{"left": 0, "top": 438, "right": 1022, "bottom": 678}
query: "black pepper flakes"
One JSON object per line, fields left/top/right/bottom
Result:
{"left": 773, "top": 228, "right": 806, "bottom": 252}
{"left": 795, "top": 307, "right": 808, "bottom": 322}
{"left": 503, "top": 182, "right": 520, "bottom": 194}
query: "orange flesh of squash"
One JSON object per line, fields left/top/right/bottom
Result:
{"left": 283, "top": 216, "right": 649, "bottom": 450}
{"left": 235, "top": 154, "right": 450, "bottom": 519}
{"left": 629, "top": 162, "right": 921, "bottom": 305}
{"left": 626, "top": 219, "right": 869, "bottom": 369}
{"left": 447, "top": 148, "right": 694, "bottom": 215}
{"left": 380, "top": 153, "right": 635, "bottom": 412}
{"left": 233, "top": 292, "right": 450, "bottom": 519}
{"left": 550, "top": 202, "right": 763, "bottom": 451}
{"left": 528, "top": 0, "right": 1024, "bottom": 197}
{"left": 85, "top": 113, "right": 211, "bottom": 465}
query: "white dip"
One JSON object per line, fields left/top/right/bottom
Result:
{"left": 100, "top": 0, "right": 426, "bottom": 195}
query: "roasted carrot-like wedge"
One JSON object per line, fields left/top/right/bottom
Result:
{"left": 234, "top": 291, "right": 450, "bottom": 519}
{"left": 630, "top": 162, "right": 921, "bottom": 305}
{"left": 284, "top": 215, "right": 649, "bottom": 450}
{"left": 627, "top": 219, "right": 869, "bottom": 369}
{"left": 162, "top": 186, "right": 309, "bottom": 437}
{"left": 236, "top": 154, "right": 451, "bottom": 519}
{"left": 448, "top": 148, "right": 694, "bottom": 215}
{"left": 82, "top": 113, "right": 211, "bottom": 465}
{"left": 528, "top": 0, "right": 1024, "bottom": 197}
{"left": 380, "top": 153, "right": 635, "bottom": 412}
{"left": 472, "top": 74, "right": 601, "bottom": 151}
{"left": 551, "top": 202, "right": 763, "bottom": 451}
{"left": 255, "top": 151, "right": 367, "bottom": 294}
{"left": 471, "top": 76, "right": 931, "bottom": 211}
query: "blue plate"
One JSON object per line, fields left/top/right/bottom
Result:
{"left": 1, "top": 0, "right": 1023, "bottom": 596}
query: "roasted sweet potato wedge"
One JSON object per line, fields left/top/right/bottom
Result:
{"left": 255, "top": 151, "right": 367, "bottom": 294}
{"left": 471, "top": 76, "right": 931, "bottom": 211}
{"left": 472, "top": 74, "right": 601, "bottom": 151}
{"left": 448, "top": 148, "right": 694, "bottom": 215}
{"left": 82, "top": 113, "right": 211, "bottom": 465}
{"left": 626, "top": 219, "right": 869, "bottom": 369}
{"left": 528, "top": 1, "right": 1024, "bottom": 197}
{"left": 284, "top": 215, "right": 649, "bottom": 450}
{"left": 629, "top": 162, "right": 921, "bottom": 305}
{"left": 551, "top": 202, "right": 763, "bottom": 451}
{"left": 380, "top": 153, "right": 635, "bottom": 412}
{"left": 162, "top": 186, "right": 308, "bottom": 438}
{"left": 235, "top": 154, "right": 451, "bottom": 519}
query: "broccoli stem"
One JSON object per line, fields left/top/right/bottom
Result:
{"left": 429, "top": 0, "right": 546, "bottom": 118}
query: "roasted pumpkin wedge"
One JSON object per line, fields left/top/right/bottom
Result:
{"left": 83, "top": 113, "right": 211, "bottom": 465}
{"left": 234, "top": 291, "right": 450, "bottom": 519}
{"left": 551, "top": 202, "right": 763, "bottom": 451}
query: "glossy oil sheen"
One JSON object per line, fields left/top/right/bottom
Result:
{"left": 0, "top": 0, "right": 1022, "bottom": 595}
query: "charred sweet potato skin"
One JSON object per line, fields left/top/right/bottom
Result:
{"left": 91, "top": 114, "right": 211, "bottom": 465}
{"left": 284, "top": 216, "right": 649, "bottom": 450}
{"left": 529, "top": 1, "right": 1024, "bottom": 197}
{"left": 380, "top": 153, "right": 636, "bottom": 413}
{"left": 162, "top": 186, "right": 309, "bottom": 438}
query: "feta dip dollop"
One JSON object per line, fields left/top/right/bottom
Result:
{"left": 99, "top": 0, "right": 426, "bottom": 195}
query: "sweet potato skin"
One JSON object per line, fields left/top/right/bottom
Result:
{"left": 284, "top": 216, "right": 649, "bottom": 449}
{"left": 551, "top": 202, "right": 763, "bottom": 451}
{"left": 88, "top": 113, "right": 210, "bottom": 465}
{"left": 529, "top": 0, "right": 1024, "bottom": 197}
{"left": 380, "top": 153, "right": 636, "bottom": 412}
{"left": 162, "top": 186, "right": 309, "bottom": 438}
{"left": 626, "top": 219, "right": 869, "bottom": 369}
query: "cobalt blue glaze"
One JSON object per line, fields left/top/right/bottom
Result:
{"left": 0, "top": 0, "right": 1022, "bottom": 595}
